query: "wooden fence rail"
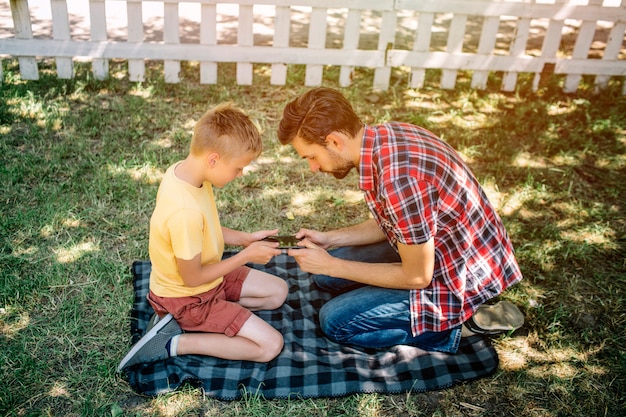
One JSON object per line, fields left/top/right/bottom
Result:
{"left": 1, "top": 0, "right": 625, "bottom": 93}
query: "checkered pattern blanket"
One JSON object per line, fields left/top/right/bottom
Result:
{"left": 121, "top": 253, "right": 499, "bottom": 399}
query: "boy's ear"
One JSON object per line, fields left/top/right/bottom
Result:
{"left": 206, "top": 152, "right": 220, "bottom": 167}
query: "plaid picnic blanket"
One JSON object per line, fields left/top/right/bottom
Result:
{"left": 120, "top": 253, "right": 499, "bottom": 399}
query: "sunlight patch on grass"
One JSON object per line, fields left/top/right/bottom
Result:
{"left": 48, "top": 382, "right": 70, "bottom": 398}
{"left": 53, "top": 241, "right": 99, "bottom": 264}
{"left": 529, "top": 363, "right": 581, "bottom": 381}
{"left": 595, "top": 154, "right": 626, "bottom": 170}
{"left": 289, "top": 188, "right": 363, "bottom": 215}
{"left": 152, "top": 137, "right": 174, "bottom": 149}
{"left": 551, "top": 153, "right": 580, "bottom": 167}
{"left": 0, "top": 310, "right": 30, "bottom": 338}
{"left": 107, "top": 163, "right": 163, "bottom": 184}
{"left": 547, "top": 101, "right": 581, "bottom": 116}
{"left": 513, "top": 152, "right": 550, "bottom": 169}
{"left": 129, "top": 84, "right": 154, "bottom": 98}
{"left": 245, "top": 156, "right": 298, "bottom": 173}
{"left": 357, "top": 393, "right": 384, "bottom": 416}
{"left": 153, "top": 390, "right": 205, "bottom": 417}
{"left": 40, "top": 217, "right": 83, "bottom": 240}
{"left": 560, "top": 224, "right": 618, "bottom": 250}
{"left": 11, "top": 245, "right": 39, "bottom": 258}
{"left": 498, "top": 336, "right": 594, "bottom": 379}
{"left": 486, "top": 183, "right": 538, "bottom": 217}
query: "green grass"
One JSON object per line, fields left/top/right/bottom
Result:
{"left": 1, "top": 59, "right": 625, "bottom": 416}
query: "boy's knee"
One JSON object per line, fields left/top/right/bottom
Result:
{"left": 259, "top": 332, "right": 284, "bottom": 362}
{"left": 271, "top": 279, "right": 289, "bottom": 309}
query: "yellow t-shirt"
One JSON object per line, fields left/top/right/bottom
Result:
{"left": 149, "top": 162, "right": 225, "bottom": 297}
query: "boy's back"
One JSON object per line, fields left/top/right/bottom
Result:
{"left": 149, "top": 162, "right": 224, "bottom": 298}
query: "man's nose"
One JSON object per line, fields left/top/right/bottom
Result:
{"left": 308, "top": 160, "right": 320, "bottom": 172}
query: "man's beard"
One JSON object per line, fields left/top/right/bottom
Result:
{"left": 322, "top": 149, "right": 355, "bottom": 179}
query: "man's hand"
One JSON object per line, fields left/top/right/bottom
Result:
{"left": 294, "top": 228, "right": 333, "bottom": 249}
{"left": 287, "top": 239, "right": 334, "bottom": 275}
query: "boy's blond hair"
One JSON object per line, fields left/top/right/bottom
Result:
{"left": 190, "top": 102, "right": 262, "bottom": 159}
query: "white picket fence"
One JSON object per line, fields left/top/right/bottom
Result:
{"left": 1, "top": 0, "right": 625, "bottom": 93}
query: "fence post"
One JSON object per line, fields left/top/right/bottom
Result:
{"left": 127, "top": 0, "right": 145, "bottom": 82}
{"left": 339, "top": 9, "right": 361, "bottom": 87}
{"left": 50, "top": 0, "right": 73, "bottom": 79}
{"left": 164, "top": 1, "right": 180, "bottom": 83}
{"left": 271, "top": 5, "right": 290, "bottom": 86}
{"left": 89, "top": 0, "right": 109, "bottom": 80}
{"left": 305, "top": 7, "right": 327, "bottom": 87}
{"left": 373, "top": 10, "right": 395, "bottom": 91}
{"left": 502, "top": 15, "right": 532, "bottom": 92}
{"left": 595, "top": 19, "right": 626, "bottom": 93}
{"left": 532, "top": 0, "right": 566, "bottom": 91}
{"left": 200, "top": 3, "right": 217, "bottom": 84}
{"left": 237, "top": 4, "right": 254, "bottom": 85}
{"left": 471, "top": 15, "right": 500, "bottom": 90}
{"left": 409, "top": 12, "right": 434, "bottom": 89}
{"left": 441, "top": 13, "right": 467, "bottom": 90}
{"left": 10, "top": 0, "right": 39, "bottom": 80}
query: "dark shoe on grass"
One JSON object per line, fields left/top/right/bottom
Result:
{"left": 464, "top": 300, "right": 524, "bottom": 335}
{"left": 117, "top": 313, "right": 181, "bottom": 371}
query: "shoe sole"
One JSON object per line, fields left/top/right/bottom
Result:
{"left": 467, "top": 301, "right": 524, "bottom": 335}
{"left": 117, "top": 313, "right": 175, "bottom": 372}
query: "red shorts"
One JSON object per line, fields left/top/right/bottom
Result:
{"left": 147, "top": 265, "right": 252, "bottom": 337}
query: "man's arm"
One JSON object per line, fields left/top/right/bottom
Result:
{"left": 291, "top": 237, "right": 435, "bottom": 290}
{"left": 297, "top": 218, "right": 387, "bottom": 249}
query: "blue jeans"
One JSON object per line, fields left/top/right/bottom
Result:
{"left": 314, "top": 241, "right": 461, "bottom": 353}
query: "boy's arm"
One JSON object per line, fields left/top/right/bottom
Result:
{"left": 222, "top": 227, "right": 251, "bottom": 247}
{"left": 176, "top": 252, "right": 246, "bottom": 288}
{"left": 222, "top": 226, "right": 278, "bottom": 247}
{"left": 176, "top": 240, "right": 280, "bottom": 288}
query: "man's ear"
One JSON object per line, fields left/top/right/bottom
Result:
{"left": 325, "top": 132, "right": 344, "bottom": 151}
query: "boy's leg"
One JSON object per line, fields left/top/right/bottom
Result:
{"left": 238, "top": 269, "right": 288, "bottom": 311}
{"left": 176, "top": 313, "right": 283, "bottom": 362}
{"left": 175, "top": 267, "right": 286, "bottom": 362}
{"left": 318, "top": 286, "right": 461, "bottom": 353}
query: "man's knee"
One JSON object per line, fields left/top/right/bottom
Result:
{"left": 319, "top": 303, "right": 352, "bottom": 343}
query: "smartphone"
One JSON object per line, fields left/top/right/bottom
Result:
{"left": 262, "top": 235, "right": 301, "bottom": 249}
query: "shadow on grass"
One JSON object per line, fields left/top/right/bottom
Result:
{"left": 0, "top": 59, "right": 624, "bottom": 416}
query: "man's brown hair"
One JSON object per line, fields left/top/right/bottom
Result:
{"left": 191, "top": 102, "right": 262, "bottom": 159}
{"left": 277, "top": 87, "right": 362, "bottom": 146}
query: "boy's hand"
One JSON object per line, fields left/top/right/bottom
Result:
{"left": 245, "top": 229, "right": 279, "bottom": 247}
{"left": 243, "top": 240, "right": 282, "bottom": 264}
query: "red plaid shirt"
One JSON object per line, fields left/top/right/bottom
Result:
{"left": 359, "top": 123, "right": 523, "bottom": 336}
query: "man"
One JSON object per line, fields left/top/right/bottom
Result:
{"left": 277, "top": 87, "right": 524, "bottom": 353}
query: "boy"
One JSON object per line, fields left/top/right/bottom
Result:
{"left": 118, "top": 103, "right": 287, "bottom": 370}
